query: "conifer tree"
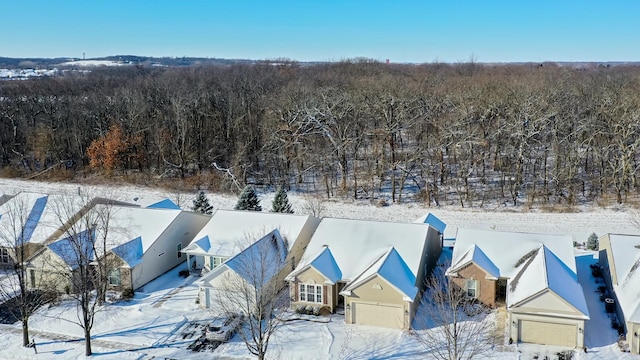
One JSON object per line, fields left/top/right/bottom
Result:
{"left": 271, "top": 187, "right": 294, "bottom": 213}
{"left": 235, "top": 186, "right": 262, "bottom": 211}
{"left": 192, "top": 191, "right": 213, "bottom": 214}
{"left": 587, "top": 232, "right": 599, "bottom": 250}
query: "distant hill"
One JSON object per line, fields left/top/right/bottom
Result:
{"left": 0, "top": 56, "right": 261, "bottom": 69}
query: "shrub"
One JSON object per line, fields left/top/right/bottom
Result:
{"left": 587, "top": 233, "right": 599, "bottom": 251}
{"left": 121, "top": 288, "right": 134, "bottom": 300}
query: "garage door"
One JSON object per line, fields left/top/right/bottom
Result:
{"left": 519, "top": 320, "right": 576, "bottom": 347}
{"left": 352, "top": 302, "right": 404, "bottom": 329}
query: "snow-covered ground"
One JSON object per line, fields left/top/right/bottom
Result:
{"left": 0, "top": 178, "right": 639, "bottom": 359}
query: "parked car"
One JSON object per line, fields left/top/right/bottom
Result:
{"left": 205, "top": 314, "right": 243, "bottom": 342}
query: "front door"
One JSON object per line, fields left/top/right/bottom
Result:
{"left": 496, "top": 278, "right": 507, "bottom": 303}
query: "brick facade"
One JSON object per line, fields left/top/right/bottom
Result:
{"left": 450, "top": 262, "right": 497, "bottom": 307}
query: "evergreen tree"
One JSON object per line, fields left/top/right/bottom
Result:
{"left": 235, "top": 186, "right": 262, "bottom": 211}
{"left": 587, "top": 232, "right": 599, "bottom": 250}
{"left": 192, "top": 191, "right": 213, "bottom": 214}
{"left": 271, "top": 187, "right": 294, "bottom": 213}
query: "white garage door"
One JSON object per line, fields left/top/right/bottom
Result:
{"left": 352, "top": 302, "right": 404, "bottom": 329}
{"left": 519, "top": 320, "right": 576, "bottom": 347}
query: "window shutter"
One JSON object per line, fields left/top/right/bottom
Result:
{"left": 323, "top": 285, "right": 328, "bottom": 305}
{"left": 295, "top": 282, "right": 299, "bottom": 301}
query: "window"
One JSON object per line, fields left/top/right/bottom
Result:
{"left": 176, "top": 243, "right": 183, "bottom": 259}
{"left": 299, "top": 283, "right": 323, "bottom": 303}
{"left": 209, "top": 256, "right": 228, "bottom": 269}
{"left": 108, "top": 268, "right": 121, "bottom": 286}
{"left": 466, "top": 279, "right": 478, "bottom": 298}
{"left": 29, "top": 269, "right": 35, "bottom": 288}
{"left": 0, "top": 248, "right": 9, "bottom": 264}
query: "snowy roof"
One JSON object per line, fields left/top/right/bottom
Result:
{"left": 449, "top": 228, "right": 576, "bottom": 278}
{"left": 450, "top": 244, "right": 500, "bottom": 279}
{"left": 606, "top": 234, "right": 640, "bottom": 323}
{"left": 415, "top": 213, "right": 446, "bottom": 234}
{"left": 341, "top": 247, "right": 418, "bottom": 301}
{"left": 198, "top": 229, "right": 288, "bottom": 289}
{"left": 146, "top": 198, "right": 181, "bottom": 210}
{"left": 48, "top": 228, "right": 96, "bottom": 270}
{"left": 111, "top": 237, "right": 144, "bottom": 268}
{"left": 49, "top": 203, "right": 183, "bottom": 261}
{"left": 0, "top": 191, "right": 86, "bottom": 245}
{"left": 289, "top": 218, "right": 432, "bottom": 301}
{"left": 183, "top": 210, "right": 314, "bottom": 258}
{"left": 508, "top": 246, "right": 589, "bottom": 318}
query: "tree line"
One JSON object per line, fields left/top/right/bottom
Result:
{"left": 1, "top": 61, "right": 640, "bottom": 207}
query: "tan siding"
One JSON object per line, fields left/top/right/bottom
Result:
{"left": 290, "top": 266, "right": 334, "bottom": 312}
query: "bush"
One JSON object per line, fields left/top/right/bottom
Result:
{"left": 121, "top": 288, "right": 134, "bottom": 300}
{"left": 178, "top": 269, "right": 190, "bottom": 277}
{"left": 587, "top": 233, "right": 599, "bottom": 251}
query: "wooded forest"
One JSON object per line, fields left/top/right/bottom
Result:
{"left": 1, "top": 60, "right": 639, "bottom": 207}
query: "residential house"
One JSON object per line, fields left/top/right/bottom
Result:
{"left": 26, "top": 203, "right": 209, "bottom": 293}
{"left": 599, "top": 234, "right": 640, "bottom": 354}
{"left": 0, "top": 191, "right": 91, "bottom": 269}
{"left": 182, "top": 210, "right": 320, "bottom": 276}
{"left": 446, "top": 228, "right": 589, "bottom": 348}
{"left": 285, "top": 218, "right": 442, "bottom": 330}
{"left": 196, "top": 229, "right": 288, "bottom": 310}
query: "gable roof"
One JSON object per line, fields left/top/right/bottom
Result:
{"left": 286, "top": 246, "right": 342, "bottom": 285}
{"left": 111, "top": 236, "right": 144, "bottom": 268}
{"left": 184, "top": 210, "right": 315, "bottom": 258}
{"left": 449, "top": 228, "right": 588, "bottom": 318}
{"left": 508, "top": 246, "right": 589, "bottom": 318}
{"left": 46, "top": 203, "right": 184, "bottom": 268}
{"left": 449, "top": 244, "right": 500, "bottom": 279}
{"left": 0, "top": 192, "right": 84, "bottom": 245}
{"left": 47, "top": 228, "right": 96, "bottom": 270}
{"left": 146, "top": 198, "right": 181, "bottom": 210}
{"left": 341, "top": 247, "right": 418, "bottom": 301}
{"left": 606, "top": 234, "right": 640, "bottom": 322}
{"left": 289, "top": 218, "right": 432, "bottom": 302}
{"left": 198, "top": 229, "right": 288, "bottom": 289}
{"left": 449, "top": 228, "right": 576, "bottom": 278}
{"left": 415, "top": 213, "right": 446, "bottom": 234}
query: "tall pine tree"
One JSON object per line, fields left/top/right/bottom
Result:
{"left": 235, "top": 186, "right": 262, "bottom": 211}
{"left": 192, "top": 191, "right": 213, "bottom": 214}
{"left": 271, "top": 187, "right": 294, "bottom": 213}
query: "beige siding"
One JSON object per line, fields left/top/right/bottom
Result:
{"left": 451, "top": 263, "right": 497, "bottom": 307}
{"left": 343, "top": 275, "right": 410, "bottom": 329}
{"left": 27, "top": 248, "right": 73, "bottom": 293}
{"left": 513, "top": 290, "right": 585, "bottom": 317}
{"left": 290, "top": 267, "right": 333, "bottom": 312}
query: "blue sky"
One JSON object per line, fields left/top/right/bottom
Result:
{"left": 3, "top": 0, "right": 638, "bottom": 63}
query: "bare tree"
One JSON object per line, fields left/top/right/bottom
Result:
{"left": 298, "top": 196, "right": 326, "bottom": 217}
{"left": 210, "top": 231, "right": 289, "bottom": 360}
{"left": 0, "top": 194, "right": 55, "bottom": 347}
{"left": 411, "top": 266, "right": 498, "bottom": 360}
{"left": 44, "top": 191, "right": 118, "bottom": 356}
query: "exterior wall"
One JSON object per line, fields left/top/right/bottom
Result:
{"left": 289, "top": 266, "right": 332, "bottom": 312}
{"left": 599, "top": 234, "right": 630, "bottom": 338}
{"left": 26, "top": 249, "right": 73, "bottom": 293}
{"left": 625, "top": 321, "right": 640, "bottom": 354}
{"left": 343, "top": 275, "right": 410, "bottom": 329}
{"left": 103, "top": 253, "right": 132, "bottom": 292}
{"left": 514, "top": 290, "right": 586, "bottom": 317}
{"left": 450, "top": 263, "right": 497, "bottom": 307}
{"left": 508, "top": 311, "right": 585, "bottom": 348}
{"left": 130, "top": 211, "right": 209, "bottom": 290}
{"left": 421, "top": 227, "right": 443, "bottom": 284}
{"left": 281, "top": 217, "right": 321, "bottom": 280}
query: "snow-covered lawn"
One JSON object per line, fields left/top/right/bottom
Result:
{"left": 1, "top": 178, "right": 640, "bottom": 359}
